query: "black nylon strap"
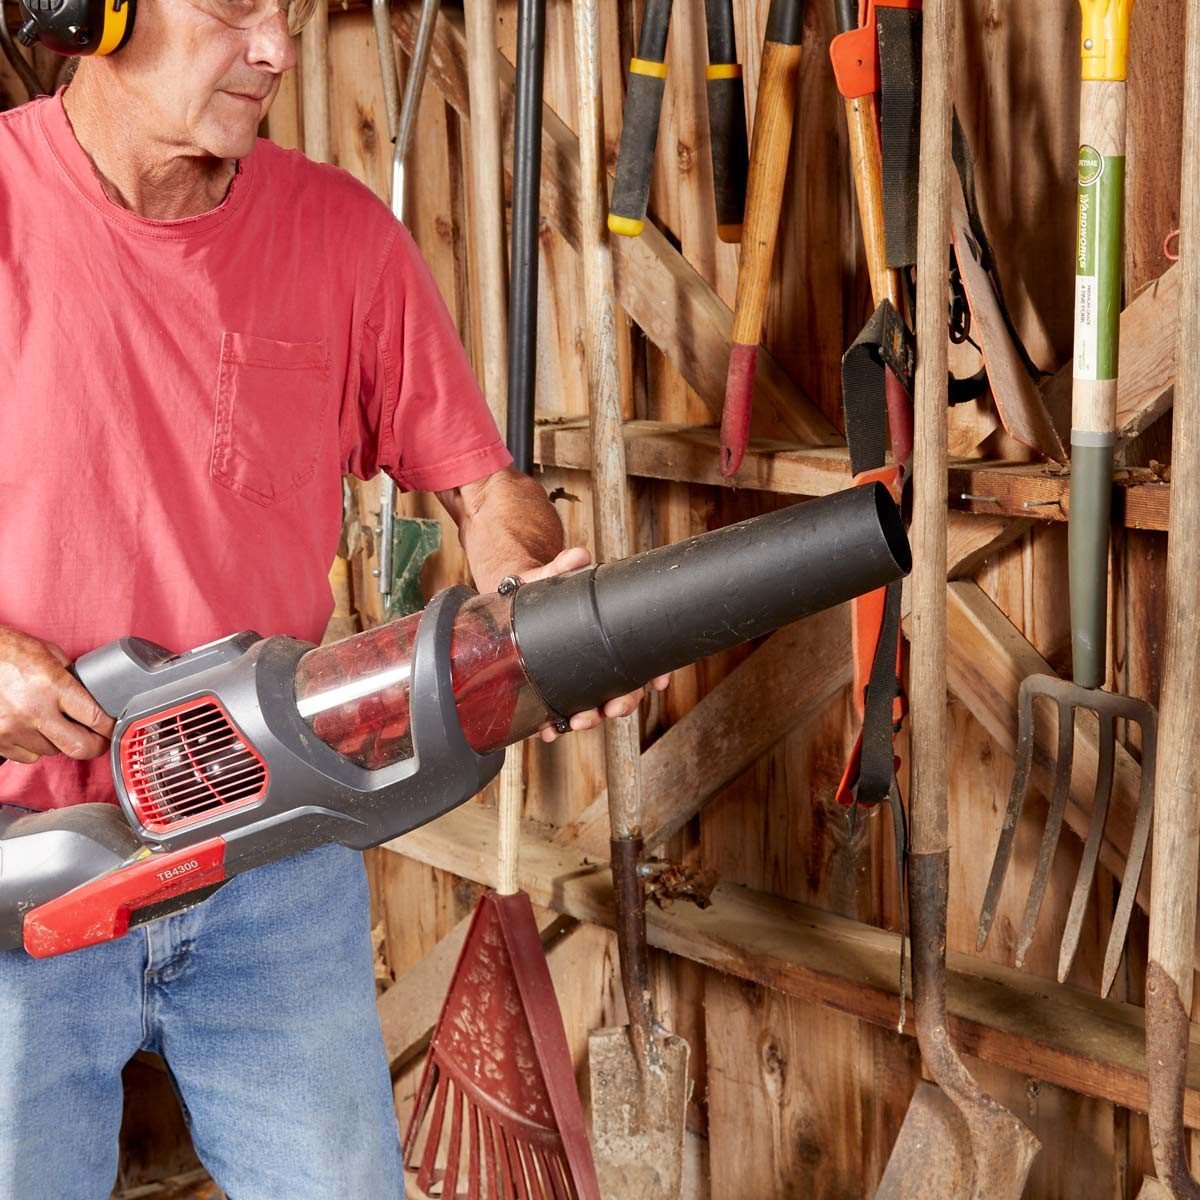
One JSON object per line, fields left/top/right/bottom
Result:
{"left": 841, "top": 299, "right": 914, "bottom": 475}
{"left": 856, "top": 579, "right": 902, "bottom": 808}
{"left": 840, "top": 298, "right": 909, "bottom": 812}
{"left": 876, "top": 5, "right": 921, "bottom": 270}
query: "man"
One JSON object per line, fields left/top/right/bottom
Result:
{"left": 0, "top": 0, "right": 656, "bottom": 1195}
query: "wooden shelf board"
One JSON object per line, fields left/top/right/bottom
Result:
{"left": 535, "top": 419, "right": 1171, "bottom": 531}
{"left": 387, "top": 804, "right": 1200, "bottom": 1128}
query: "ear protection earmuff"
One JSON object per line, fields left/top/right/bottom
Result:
{"left": 17, "top": 0, "right": 136, "bottom": 57}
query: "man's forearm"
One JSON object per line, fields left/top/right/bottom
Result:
{"left": 437, "top": 467, "right": 565, "bottom": 594}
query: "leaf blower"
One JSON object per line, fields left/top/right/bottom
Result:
{"left": 0, "top": 484, "right": 909, "bottom": 959}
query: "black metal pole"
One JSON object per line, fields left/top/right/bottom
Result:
{"left": 506, "top": 0, "right": 547, "bottom": 474}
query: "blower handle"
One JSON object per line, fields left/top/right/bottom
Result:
{"left": 513, "top": 483, "right": 909, "bottom": 719}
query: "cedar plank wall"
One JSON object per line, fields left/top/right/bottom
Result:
{"left": 0, "top": 0, "right": 1157, "bottom": 1193}
{"left": 262, "top": 1, "right": 1182, "bottom": 1196}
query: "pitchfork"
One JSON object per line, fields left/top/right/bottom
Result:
{"left": 976, "top": 0, "right": 1154, "bottom": 999}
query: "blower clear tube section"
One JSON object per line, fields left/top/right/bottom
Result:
{"left": 293, "top": 592, "right": 550, "bottom": 769}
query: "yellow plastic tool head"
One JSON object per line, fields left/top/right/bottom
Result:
{"left": 1079, "top": 0, "right": 1133, "bottom": 81}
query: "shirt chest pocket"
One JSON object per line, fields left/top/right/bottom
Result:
{"left": 210, "top": 332, "right": 331, "bottom": 508}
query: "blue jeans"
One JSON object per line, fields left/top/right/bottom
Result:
{"left": 0, "top": 844, "right": 404, "bottom": 1200}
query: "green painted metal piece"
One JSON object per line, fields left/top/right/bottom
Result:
{"left": 385, "top": 517, "right": 442, "bottom": 618}
{"left": 1068, "top": 439, "right": 1115, "bottom": 689}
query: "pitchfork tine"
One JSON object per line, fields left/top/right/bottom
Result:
{"left": 978, "top": 676, "right": 1039, "bottom": 949}
{"left": 1058, "top": 712, "right": 1116, "bottom": 983}
{"left": 1101, "top": 700, "right": 1157, "bottom": 996}
{"left": 1015, "top": 694, "right": 1076, "bottom": 968}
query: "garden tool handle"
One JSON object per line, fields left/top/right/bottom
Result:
{"left": 704, "top": 0, "right": 749, "bottom": 242}
{"left": 720, "top": 0, "right": 806, "bottom": 475}
{"left": 830, "top": 0, "right": 904, "bottom": 311}
{"left": 908, "top": 0, "right": 953, "bottom": 855}
{"left": 1146, "top": 3, "right": 1200, "bottom": 1194}
{"left": 1069, "top": 0, "right": 1131, "bottom": 690}
{"left": 371, "top": 0, "right": 401, "bottom": 142}
{"left": 465, "top": 0, "right": 517, "bottom": 893}
{"left": 497, "top": 756, "right": 521, "bottom": 895}
{"left": 506, "top": 0, "right": 547, "bottom": 474}
{"left": 607, "top": 0, "right": 673, "bottom": 238}
{"left": 464, "top": 0, "right": 510, "bottom": 423}
{"left": 573, "top": 0, "right": 658, "bottom": 1057}
{"left": 730, "top": 0, "right": 804, "bottom": 351}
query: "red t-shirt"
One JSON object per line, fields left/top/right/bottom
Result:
{"left": 0, "top": 92, "right": 511, "bottom": 811}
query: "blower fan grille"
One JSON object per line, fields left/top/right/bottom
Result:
{"left": 119, "top": 697, "right": 268, "bottom": 834}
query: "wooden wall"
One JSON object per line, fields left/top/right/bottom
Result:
{"left": 261, "top": 1, "right": 1187, "bottom": 1196}
{"left": 0, "top": 0, "right": 1173, "bottom": 1194}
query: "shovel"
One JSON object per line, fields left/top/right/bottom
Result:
{"left": 975, "top": 0, "right": 1154, "bottom": 1000}
{"left": 571, "top": 0, "right": 690, "bottom": 1191}
{"left": 1145, "top": 0, "right": 1200, "bottom": 1192}
{"left": 877, "top": 3, "right": 1040, "bottom": 1193}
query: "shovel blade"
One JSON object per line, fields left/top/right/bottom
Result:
{"left": 876, "top": 1083, "right": 975, "bottom": 1200}
{"left": 876, "top": 1082, "right": 1037, "bottom": 1200}
{"left": 1137, "top": 1182, "right": 1171, "bottom": 1200}
{"left": 588, "top": 1026, "right": 690, "bottom": 1200}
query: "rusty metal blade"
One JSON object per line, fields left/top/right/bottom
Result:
{"left": 1015, "top": 687, "right": 1076, "bottom": 967}
{"left": 588, "top": 1027, "right": 690, "bottom": 1200}
{"left": 876, "top": 1082, "right": 975, "bottom": 1198}
{"left": 1058, "top": 711, "right": 1116, "bottom": 983}
{"left": 883, "top": 852, "right": 1040, "bottom": 1200}
{"left": 1103, "top": 697, "right": 1156, "bottom": 997}
{"left": 1138, "top": 1181, "right": 1172, "bottom": 1200}
{"left": 977, "top": 674, "right": 1040, "bottom": 950}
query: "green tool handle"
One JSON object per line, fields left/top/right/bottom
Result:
{"left": 608, "top": 0, "right": 673, "bottom": 237}
{"left": 1069, "top": 78, "right": 1127, "bottom": 689}
{"left": 704, "top": 0, "right": 748, "bottom": 242}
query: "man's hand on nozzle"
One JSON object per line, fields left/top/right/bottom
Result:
{"left": 0, "top": 628, "right": 115, "bottom": 764}
{"left": 517, "top": 548, "right": 671, "bottom": 744}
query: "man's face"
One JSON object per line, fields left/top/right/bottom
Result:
{"left": 116, "top": 0, "right": 300, "bottom": 159}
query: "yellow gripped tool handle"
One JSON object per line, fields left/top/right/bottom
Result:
{"left": 608, "top": 0, "right": 673, "bottom": 237}
{"left": 1069, "top": 0, "right": 1132, "bottom": 688}
{"left": 1079, "top": 0, "right": 1132, "bottom": 81}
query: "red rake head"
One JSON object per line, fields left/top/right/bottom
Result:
{"left": 119, "top": 697, "right": 268, "bottom": 835}
{"left": 404, "top": 892, "right": 599, "bottom": 1200}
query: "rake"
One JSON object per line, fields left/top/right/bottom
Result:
{"left": 976, "top": 0, "right": 1154, "bottom": 999}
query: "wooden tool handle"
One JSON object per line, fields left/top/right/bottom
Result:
{"left": 300, "top": 5, "right": 331, "bottom": 163}
{"left": 1146, "top": 4, "right": 1200, "bottom": 1193}
{"left": 464, "top": 0, "right": 510, "bottom": 427}
{"left": 608, "top": 0, "right": 674, "bottom": 237}
{"left": 575, "top": 0, "right": 644, "bottom": 844}
{"left": 464, "top": 0, "right": 518, "bottom": 891}
{"left": 371, "top": 0, "right": 402, "bottom": 142}
{"left": 730, "top": 35, "right": 803, "bottom": 346}
{"left": 907, "top": 0, "right": 954, "bottom": 855}
{"left": 844, "top": 96, "right": 903, "bottom": 310}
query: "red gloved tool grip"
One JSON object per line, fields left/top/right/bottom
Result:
{"left": 23, "top": 838, "right": 227, "bottom": 958}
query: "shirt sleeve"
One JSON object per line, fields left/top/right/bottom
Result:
{"left": 346, "top": 223, "right": 511, "bottom": 492}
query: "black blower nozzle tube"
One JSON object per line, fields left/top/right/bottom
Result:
{"left": 512, "top": 483, "right": 911, "bottom": 718}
